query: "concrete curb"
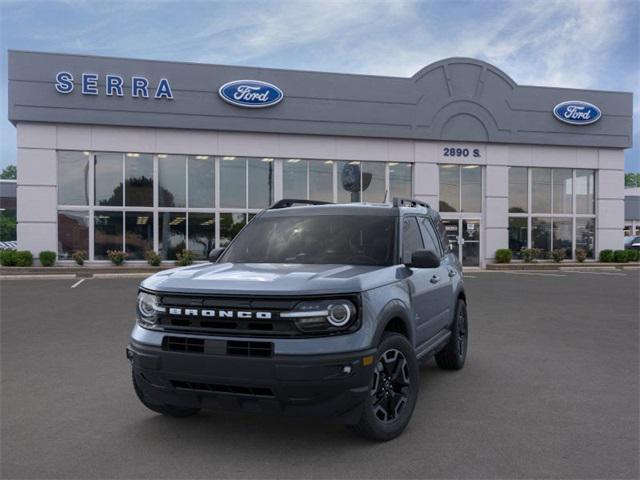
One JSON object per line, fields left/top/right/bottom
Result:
{"left": 0, "top": 265, "right": 173, "bottom": 277}
{"left": 486, "top": 262, "right": 639, "bottom": 271}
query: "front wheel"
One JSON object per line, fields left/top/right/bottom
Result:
{"left": 435, "top": 299, "right": 468, "bottom": 370}
{"left": 348, "top": 333, "right": 419, "bottom": 441}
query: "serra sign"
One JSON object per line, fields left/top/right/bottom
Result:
{"left": 55, "top": 72, "right": 174, "bottom": 99}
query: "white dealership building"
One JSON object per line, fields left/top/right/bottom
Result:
{"left": 8, "top": 51, "right": 633, "bottom": 267}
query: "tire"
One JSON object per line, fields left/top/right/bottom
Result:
{"left": 348, "top": 333, "right": 419, "bottom": 441}
{"left": 435, "top": 299, "right": 468, "bottom": 370}
{"left": 132, "top": 371, "right": 200, "bottom": 418}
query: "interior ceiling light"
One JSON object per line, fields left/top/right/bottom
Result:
{"left": 222, "top": 156, "right": 236, "bottom": 161}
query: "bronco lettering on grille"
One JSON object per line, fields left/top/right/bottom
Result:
{"left": 167, "top": 308, "right": 272, "bottom": 320}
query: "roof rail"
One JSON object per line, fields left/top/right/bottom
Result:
{"left": 392, "top": 197, "right": 430, "bottom": 209}
{"left": 269, "top": 198, "right": 333, "bottom": 209}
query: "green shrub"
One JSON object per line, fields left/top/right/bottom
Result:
{"left": 107, "top": 250, "right": 127, "bottom": 266}
{"left": 175, "top": 249, "right": 195, "bottom": 266}
{"left": 15, "top": 250, "right": 33, "bottom": 267}
{"left": 551, "top": 249, "right": 565, "bottom": 263}
{"left": 495, "top": 249, "right": 512, "bottom": 263}
{"left": 0, "top": 249, "right": 17, "bottom": 266}
{"left": 613, "top": 250, "right": 628, "bottom": 263}
{"left": 39, "top": 250, "right": 57, "bottom": 267}
{"left": 145, "top": 250, "right": 161, "bottom": 266}
{"left": 72, "top": 250, "right": 87, "bottom": 266}
{"left": 575, "top": 249, "right": 588, "bottom": 263}
{"left": 599, "top": 249, "right": 614, "bottom": 262}
{"left": 521, "top": 248, "right": 541, "bottom": 263}
{"left": 626, "top": 249, "right": 639, "bottom": 262}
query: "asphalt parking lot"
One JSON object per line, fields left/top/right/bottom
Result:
{"left": 1, "top": 270, "right": 638, "bottom": 479}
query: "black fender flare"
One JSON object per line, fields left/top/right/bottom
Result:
{"left": 372, "top": 299, "right": 413, "bottom": 347}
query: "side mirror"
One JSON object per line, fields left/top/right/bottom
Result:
{"left": 407, "top": 249, "right": 440, "bottom": 269}
{"left": 208, "top": 248, "right": 225, "bottom": 263}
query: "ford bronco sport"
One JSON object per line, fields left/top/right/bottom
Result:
{"left": 127, "top": 197, "right": 468, "bottom": 441}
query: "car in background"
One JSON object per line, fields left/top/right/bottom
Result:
{"left": 624, "top": 236, "right": 640, "bottom": 250}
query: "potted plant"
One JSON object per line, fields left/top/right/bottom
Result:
{"left": 72, "top": 250, "right": 87, "bottom": 266}
{"left": 145, "top": 250, "right": 161, "bottom": 266}
{"left": 107, "top": 250, "right": 128, "bottom": 266}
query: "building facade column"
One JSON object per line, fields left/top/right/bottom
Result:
{"left": 483, "top": 145, "right": 509, "bottom": 264}
{"left": 596, "top": 149, "right": 625, "bottom": 253}
{"left": 413, "top": 141, "right": 438, "bottom": 207}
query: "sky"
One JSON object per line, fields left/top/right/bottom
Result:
{"left": 1, "top": 0, "right": 638, "bottom": 172}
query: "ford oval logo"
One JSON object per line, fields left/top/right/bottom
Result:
{"left": 218, "top": 80, "right": 283, "bottom": 108}
{"left": 553, "top": 101, "right": 601, "bottom": 125}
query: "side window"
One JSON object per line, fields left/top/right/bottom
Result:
{"left": 419, "top": 217, "right": 442, "bottom": 256}
{"left": 402, "top": 216, "right": 424, "bottom": 263}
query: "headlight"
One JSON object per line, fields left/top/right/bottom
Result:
{"left": 282, "top": 299, "right": 358, "bottom": 333}
{"left": 136, "top": 291, "right": 164, "bottom": 327}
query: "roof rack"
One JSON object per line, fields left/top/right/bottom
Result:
{"left": 269, "top": 198, "right": 333, "bottom": 209}
{"left": 392, "top": 197, "right": 430, "bottom": 209}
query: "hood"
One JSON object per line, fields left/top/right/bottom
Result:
{"left": 140, "top": 262, "right": 400, "bottom": 296}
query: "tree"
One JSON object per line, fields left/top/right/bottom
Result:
{"left": 1, "top": 165, "right": 16, "bottom": 180}
{"left": 625, "top": 172, "right": 640, "bottom": 188}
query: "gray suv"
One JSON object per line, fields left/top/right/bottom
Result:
{"left": 127, "top": 198, "right": 468, "bottom": 441}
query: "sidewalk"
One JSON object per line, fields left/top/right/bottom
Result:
{"left": 487, "top": 262, "right": 639, "bottom": 271}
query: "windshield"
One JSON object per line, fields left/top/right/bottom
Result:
{"left": 220, "top": 214, "right": 396, "bottom": 266}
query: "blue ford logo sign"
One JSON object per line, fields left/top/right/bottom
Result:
{"left": 553, "top": 101, "right": 601, "bottom": 125}
{"left": 218, "top": 80, "right": 283, "bottom": 108}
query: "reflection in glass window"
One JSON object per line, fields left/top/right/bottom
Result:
{"left": 575, "top": 170, "right": 595, "bottom": 214}
{"left": 159, "top": 155, "right": 186, "bottom": 207}
{"left": 125, "top": 212, "right": 153, "bottom": 260}
{"left": 552, "top": 217, "right": 572, "bottom": 257}
{"left": 95, "top": 153, "right": 123, "bottom": 206}
{"left": 552, "top": 169, "right": 572, "bottom": 214}
{"left": 362, "top": 162, "right": 386, "bottom": 203}
{"left": 58, "top": 210, "right": 89, "bottom": 258}
{"left": 94, "top": 211, "right": 123, "bottom": 259}
{"left": 337, "top": 161, "right": 361, "bottom": 203}
{"left": 220, "top": 157, "right": 246, "bottom": 208}
{"left": 188, "top": 156, "right": 214, "bottom": 208}
{"left": 576, "top": 218, "right": 595, "bottom": 258}
{"left": 531, "top": 217, "right": 551, "bottom": 257}
{"left": 389, "top": 163, "right": 412, "bottom": 199}
{"left": 188, "top": 213, "right": 215, "bottom": 259}
{"left": 58, "top": 151, "right": 90, "bottom": 205}
{"left": 508, "top": 167, "right": 528, "bottom": 213}
{"left": 125, "top": 154, "right": 153, "bottom": 207}
{"left": 248, "top": 158, "right": 273, "bottom": 208}
{"left": 159, "top": 212, "right": 186, "bottom": 260}
{"left": 461, "top": 165, "right": 481, "bottom": 212}
{"left": 220, "top": 213, "right": 247, "bottom": 247}
{"left": 402, "top": 217, "right": 424, "bottom": 263}
{"left": 309, "top": 161, "right": 333, "bottom": 202}
{"left": 283, "top": 159, "right": 307, "bottom": 199}
{"left": 508, "top": 217, "right": 527, "bottom": 258}
{"left": 439, "top": 165, "right": 459, "bottom": 212}
{"left": 531, "top": 168, "right": 551, "bottom": 213}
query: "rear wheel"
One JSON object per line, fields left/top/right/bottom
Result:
{"left": 435, "top": 299, "right": 468, "bottom": 370}
{"left": 132, "top": 371, "right": 200, "bottom": 418}
{"left": 348, "top": 333, "right": 419, "bottom": 441}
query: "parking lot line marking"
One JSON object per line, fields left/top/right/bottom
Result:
{"left": 502, "top": 272, "right": 567, "bottom": 277}
{"left": 70, "top": 278, "right": 86, "bottom": 288}
{"left": 568, "top": 270, "right": 627, "bottom": 276}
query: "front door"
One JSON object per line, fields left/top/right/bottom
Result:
{"left": 441, "top": 218, "right": 481, "bottom": 267}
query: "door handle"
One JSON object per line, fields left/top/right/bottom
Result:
{"left": 430, "top": 275, "right": 440, "bottom": 284}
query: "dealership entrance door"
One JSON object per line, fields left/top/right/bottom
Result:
{"left": 442, "top": 218, "right": 481, "bottom": 267}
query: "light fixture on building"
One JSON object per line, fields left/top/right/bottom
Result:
{"left": 136, "top": 216, "right": 149, "bottom": 225}
{"left": 324, "top": 160, "right": 334, "bottom": 164}
{"left": 195, "top": 155, "right": 209, "bottom": 160}
{"left": 82, "top": 151, "right": 90, "bottom": 156}
{"left": 463, "top": 165, "right": 479, "bottom": 169}
{"left": 157, "top": 154, "right": 167, "bottom": 159}
{"left": 288, "top": 159, "right": 300, "bottom": 163}
{"left": 262, "top": 158, "right": 274, "bottom": 162}
{"left": 201, "top": 219, "right": 214, "bottom": 225}
{"left": 389, "top": 162, "right": 398, "bottom": 166}
{"left": 349, "top": 161, "right": 360, "bottom": 165}
{"left": 222, "top": 156, "right": 236, "bottom": 161}
{"left": 126, "top": 153, "right": 140, "bottom": 157}
{"left": 169, "top": 216, "right": 185, "bottom": 225}
{"left": 441, "top": 164, "right": 456, "bottom": 168}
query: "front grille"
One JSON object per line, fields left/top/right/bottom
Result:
{"left": 171, "top": 380, "right": 274, "bottom": 397}
{"left": 162, "top": 336, "right": 273, "bottom": 357}
{"left": 162, "top": 336, "right": 204, "bottom": 353}
{"left": 227, "top": 340, "right": 273, "bottom": 357}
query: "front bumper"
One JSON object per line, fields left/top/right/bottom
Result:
{"left": 128, "top": 339, "right": 376, "bottom": 424}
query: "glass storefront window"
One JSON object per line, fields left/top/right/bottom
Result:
{"left": 188, "top": 213, "right": 215, "bottom": 259}
{"left": 576, "top": 218, "right": 595, "bottom": 258}
{"left": 159, "top": 212, "right": 186, "bottom": 260}
{"left": 94, "top": 153, "right": 123, "bottom": 206}
{"left": 552, "top": 217, "right": 572, "bottom": 258}
{"left": 439, "top": 165, "right": 459, "bottom": 212}
{"left": 159, "top": 155, "right": 186, "bottom": 207}
{"left": 57, "top": 210, "right": 89, "bottom": 259}
{"left": 552, "top": 169, "right": 572, "bottom": 214}
{"left": 575, "top": 170, "right": 595, "bottom": 214}
{"left": 531, "top": 217, "right": 551, "bottom": 257}
{"left": 461, "top": 165, "right": 482, "bottom": 212}
{"left": 125, "top": 212, "right": 153, "bottom": 260}
{"left": 220, "top": 213, "right": 247, "bottom": 247}
{"left": 362, "top": 162, "right": 386, "bottom": 203}
{"left": 94, "top": 211, "right": 123, "bottom": 260}
{"left": 220, "top": 157, "right": 246, "bottom": 208}
{"left": 248, "top": 158, "right": 273, "bottom": 208}
{"left": 309, "top": 160, "right": 333, "bottom": 202}
{"left": 508, "top": 167, "right": 528, "bottom": 213}
{"left": 337, "top": 161, "right": 361, "bottom": 203}
{"left": 508, "top": 217, "right": 527, "bottom": 258}
{"left": 125, "top": 153, "right": 153, "bottom": 207}
{"left": 389, "top": 163, "right": 412, "bottom": 199}
{"left": 188, "top": 156, "right": 214, "bottom": 208}
{"left": 283, "top": 159, "right": 307, "bottom": 199}
{"left": 531, "top": 168, "right": 551, "bottom": 213}
{"left": 58, "top": 151, "right": 90, "bottom": 205}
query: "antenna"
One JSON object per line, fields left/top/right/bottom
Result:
{"left": 383, "top": 189, "right": 389, "bottom": 203}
